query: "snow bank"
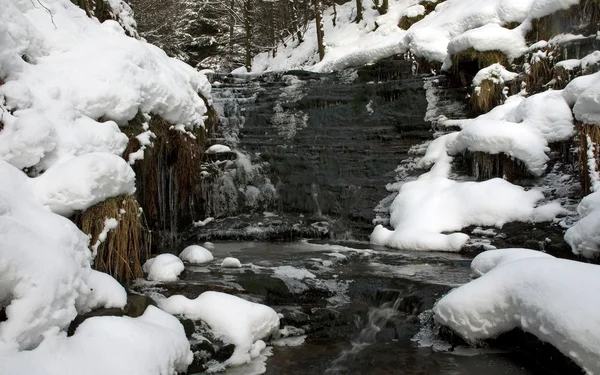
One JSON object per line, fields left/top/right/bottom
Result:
{"left": 143, "top": 254, "right": 185, "bottom": 282}
{"left": 179, "top": 245, "right": 214, "bottom": 264}
{"left": 434, "top": 256, "right": 600, "bottom": 375}
{"left": 448, "top": 119, "right": 550, "bottom": 176}
{"left": 0, "top": 159, "right": 126, "bottom": 351}
{"left": 2, "top": 306, "right": 193, "bottom": 375}
{"left": 471, "top": 248, "right": 554, "bottom": 277}
{"left": 158, "top": 291, "right": 280, "bottom": 366}
{"left": 563, "top": 71, "right": 600, "bottom": 125}
{"left": 0, "top": 0, "right": 210, "bottom": 173}
{"left": 221, "top": 257, "right": 242, "bottom": 268}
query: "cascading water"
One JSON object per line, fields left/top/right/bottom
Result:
{"left": 325, "top": 298, "right": 402, "bottom": 375}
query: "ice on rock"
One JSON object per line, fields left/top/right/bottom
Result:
{"left": 158, "top": 291, "right": 280, "bottom": 366}
{"left": 3, "top": 306, "right": 193, "bottom": 375}
{"left": 434, "top": 256, "right": 600, "bottom": 375}
{"left": 179, "top": 245, "right": 214, "bottom": 264}
{"left": 30, "top": 152, "right": 136, "bottom": 217}
{"left": 470, "top": 248, "right": 554, "bottom": 277}
{"left": 143, "top": 254, "right": 185, "bottom": 282}
{"left": 221, "top": 257, "right": 242, "bottom": 268}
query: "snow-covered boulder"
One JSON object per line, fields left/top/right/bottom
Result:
{"left": 470, "top": 248, "right": 554, "bottom": 277}
{"left": 143, "top": 254, "right": 185, "bottom": 282}
{"left": 221, "top": 257, "right": 242, "bottom": 268}
{"left": 158, "top": 291, "right": 280, "bottom": 366}
{"left": 434, "top": 256, "right": 600, "bottom": 375}
{"left": 179, "top": 245, "right": 213, "bottom": 264}
{"left": 565, "top": 191, "right": 600, "bottom": 258}
{"left": 3, "top": 306, "right": 193, "bottom": 375}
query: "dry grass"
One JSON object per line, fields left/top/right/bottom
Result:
{"left": 471, "top": 79, "right": 503, "bottom": 114}
{"left": 471, "top": 152, "right": 527, "bottom": 182}
{"left": 398, "top": 14, "right": 425, "bottom": 30}
{"left": 122, "top": 112, "right": 208, "bottom": 246}
{"left": 552, "top": 65, "right": 572, "bottom": 90}
{"left": 578, "top": 123, "right": 600, "bottom": 195}
{"left": 526, "top": 55, "right": 553, "bottom": 92}
{"left": 74, "top": 195, "right": 149, "bottom": 282}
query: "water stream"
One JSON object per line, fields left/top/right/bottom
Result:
{"left": 151, "top": 59, "right": 562, "bottom": 374}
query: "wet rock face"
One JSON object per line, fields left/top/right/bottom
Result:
{"left": 204, "top": 59, "right": 430, "bottom": 240}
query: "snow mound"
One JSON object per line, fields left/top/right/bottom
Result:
{"left": 471, "top": 248, "right": 554, "bottom": 277}
{"left": 30, "top": 152, "right": 136, "bottom": 216}
{"left": 0, "top": 0, "right": 210, "bottom": 174}
{"left": 444, "top": 24, "right": 526, "bottom": 69}
{"left": 0, "top": 159, "right": 125, "bottom": 351}
{"left": 434, "top": 257, "right": 600, "bottom": 375}
{"left": 565, "top": 191, "right": 600, "bottom": 258}
{"left": 158, "top": 291, "right": 280, "bottom": 366}
{"left": 143, "top": 254, "right": 185, "bottom": 282}
{"left": 3, "top": 306, "right": 193, "bottom": 375}
{"left": 207, "top": 144, "right": 232, "bottom": 154}
{"left": 221, "top": 257, "right": 242, "bottom": 268}
{"left": 447, "top": 119, "right": 550, "bottom": 176}
{"left": 563, "top": 71, "right": 600, "bottom": 125}
{"left": 252, "top": 0, "right": 584, "bottom": 73}
{"left": 179, "top": 245, "right": 214, "bottom": 264}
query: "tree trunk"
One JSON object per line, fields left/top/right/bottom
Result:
{"left": 355, "top": 0, "right": 362, "bottom": 23}
{"left": 314, "top": 0, "right": 325, "bottom": 60}
{"left": 332, "top": 2, "right": 337, "bottom": 26}
{"left": 244, "top": 0, "right": 252, "bottom": 69}
{"left": 380, "top": 0, "right": 388, "bottom": 14}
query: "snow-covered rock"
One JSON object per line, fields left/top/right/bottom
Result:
{"left": 470, "top": 248, "right": 554, "bottom": 277}
{"left": 434, "top": 256, "right": 600, "bottom": 375}
{"left": 3, "top": 306, "right": 193, "bottom": 375}
{"left": 143, "top": 254, "right": 185, "bottom": 282}
{"left": 565, "top": 191, "right": 600, "bottom": 258}
{"left": 158, "top": 291, "right": 280, "bottom": 366}
{"left": 179, "top": 245, "right": 214, "bottom": 264}
{"left": 206, "top": 144, "right": 232, "bottom": 154}
{"left": 221, "top": 257, "right": 242, "bottom": 268}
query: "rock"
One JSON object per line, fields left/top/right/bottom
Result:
{"left": 125, "top": 293, "right": 157, "bottom": 317}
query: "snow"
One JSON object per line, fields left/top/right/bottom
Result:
{"left": 2, "top": 306, "right": 193, "bottom": 375}
{"left": 221, "top": 257, "right": 242, "bottom": 268}
{"left": 179, "top": 245, "right": 214, "bottom": 264}
{"left": 251, "top": 0, "right": 585, "bottom": 73}
{"left": 443, "top": 24, "right": 527, "bottom": 69}
{"left": 158, "top": 291, "right": 280, "bottom": 366}
{"left": 470, "top": 248, "right": 554, "bottom": 277}
{"left": 30, "top": 152, "right": 136, "bottom": 216}
{"left": 90, "top": 218, "right": 119, "bottom": 257}
{"left": 0, "top": 0, "right": 210, "bottom": 176}
{"left": 472, "top": 64, "right": 519, "bottom": 87}
{"left": 143, "top": 254, "right": 185, "bottom": 282}
{"left": 448, "top": 119, "right": 550, "bottom": 176}
{"left": 434, "top": 256, "right": 600, "bottom": 375}
{"left": 0, "top": 159, "right": 126, "bottom": 351}
{"left": 207, "top": 144, "right": 232, "bottom": 154}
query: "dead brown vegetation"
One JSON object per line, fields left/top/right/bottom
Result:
{"left": 74, "top": 195, "right": 149, "bottom": 282}
{"left": 578, "top": 123, "right": 600, "bottom": 195}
